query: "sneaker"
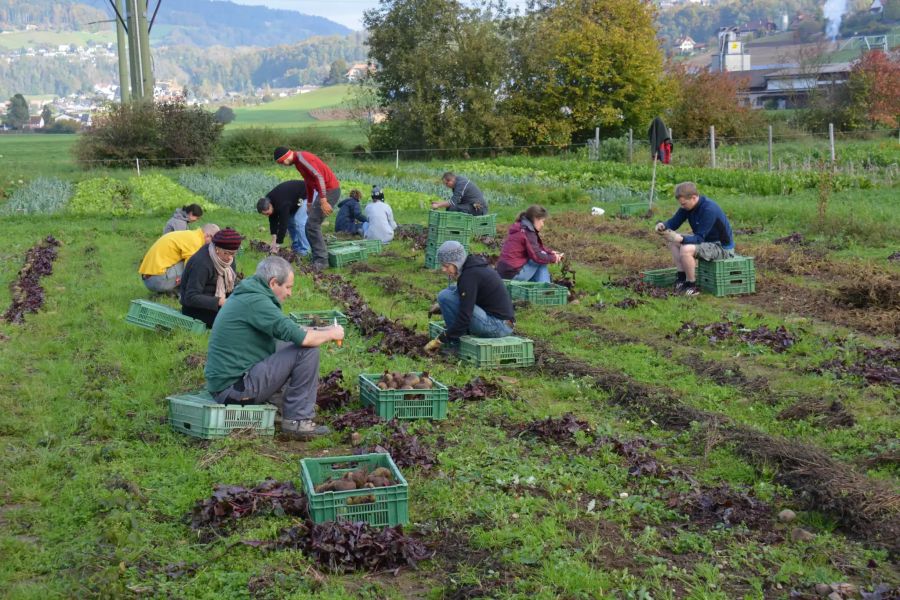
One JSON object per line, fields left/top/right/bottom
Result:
{"left": 281, "top": 419, "right": 331, "bottom": 440}
{"left": 673, "top": 281, "right": 686, "bottom": 293}
{"left": 311, "top": 261, "right": 328, "bottom": 272}
{"left": 682, "top": 283, "right": 701, "bottom": 296}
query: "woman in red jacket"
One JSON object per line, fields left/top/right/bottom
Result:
{"left": 495, "top": 205, "right": 564, "bottom": 283}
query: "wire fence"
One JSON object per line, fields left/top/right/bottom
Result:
{"left": 1, "top": 127, "right": 898, "bottom": 179}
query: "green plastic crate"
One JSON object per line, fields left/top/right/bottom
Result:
{"left": 126, "top": 299, "right": 207, "bottom": 334}
{"left": 167, "top": 391, "right": 277, "bottom": 439}
{"left": 328, "top": 239, "right": 383, "bottom": 257}
{"left": 430, "top": 322, "right": 535, "bottom": 368}
{"left": 640, "top": 267, "right": 679, "bottom": 288}
{"left": 359, "top": 372, "right": 449, "bottom": 420}
{"left": 301, "top": 453, "right": 409, "bottom": 527}
{"left": 508, "top": 281, "right": 568, "bottom": 305}
{"left": 327, "top": 245, "right": 366, "bottom": 268}
{"left": 459, "top": 336, "right": 535, "bottom": 369}
{"left": 697, "top": 256, "right": 755, "bottom": 279}
{"left": 428, "top": 210, "right": 473, "bottom": 232}
{"left": 427, "top": 225, "right": 472, "bottom": 246}
{"left": 619, "top": 203, "right": 650, "bottom": 216}
{"left": 697, "top": 256, "right": 756, "bottom": 297}
{"left": 428, "top": 320, "right": 446, "bottom": 339}
{"left": 473, "top": 214, "right": 498, "bottom": 238}
{"left": 289, "top": 309, "right": 349, "bottom": 327}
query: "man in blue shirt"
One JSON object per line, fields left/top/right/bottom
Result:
{"left": 654, "top": 182, "right": 735, "bottom": 296}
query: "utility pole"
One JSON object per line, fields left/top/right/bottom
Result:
{"left": 112, "top": 0, "right": 155, "bottom": 101}
{"left": 114, "top": 0, "right": 130, "bottom": 102}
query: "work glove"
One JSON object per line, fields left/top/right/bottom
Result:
{"left": 424, "top": 338, "right": 442, "bottom": 352}
{"left": 655, "top": 222, "right": 666, "bottom": 233}
{"left": 662, "top": 229, "right": 682, "bottom": 244}
{"left": 320, "top": 198, "right": 333, "bottom": 217}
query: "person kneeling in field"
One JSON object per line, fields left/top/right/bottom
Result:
{"left": 334, "top": 189, "right": 367, "bottom": 236}
{"left": 179, "top": 228, "right": 242, "bottom": 329}
{"left": 163, "top": 203, "right": 203, "bottom": 235}
{"left": 496, "top": 205, "right": 564, "bottom": 283}
{"left": 138, "top": 223, "right": 220, "bottom": 294}
{"left": 363, "top": 186, "right": 398, "bottom": 243}
{"left": 424, "top": 241, "right": 515, "bottom": 353}
{"left": 205, "top": 256, "right": 344, "bottom": 440}
{"left": 654, "top": 181, "right": 735, "bottom": 296}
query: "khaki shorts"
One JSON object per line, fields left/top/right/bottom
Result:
{"left": 694, "top": 242, "right": 735, "bottom": 261}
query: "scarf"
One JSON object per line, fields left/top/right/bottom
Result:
{"left": 208, "top": 243, "right": 236, "bottom": 301}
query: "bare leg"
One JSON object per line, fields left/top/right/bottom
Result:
{"left": 681, "top": 245, "right": 698, "bottom": 280}
{"left": 667, "top": 241, "right": 684, "bottom": 270}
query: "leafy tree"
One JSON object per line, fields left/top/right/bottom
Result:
{"left": 502, "top": 0, "right": 668, "bottom": 144}
{"left": 213, "top": 105, "right": 236, "bottom": 124}
{"left": 325, "top": 59, "right": 348, "bottom": 85}
{"left": 364, "top": 0, "right": 514, "bottom": 152}
{"left": 847, "top": 51, "right": 900, "bottom": 129}
{"left": 667, "top": 65, "right": 764, "bottom": 144}
{"left": 3, "top": 93, "right": 29, "bottom": 129}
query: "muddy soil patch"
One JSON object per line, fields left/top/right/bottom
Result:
{"left": 528, "top": 339, "right": 900, "bottom": 555}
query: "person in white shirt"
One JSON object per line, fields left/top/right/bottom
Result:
{"left": 363, "top": 186, "right": 398, "bottom": 243}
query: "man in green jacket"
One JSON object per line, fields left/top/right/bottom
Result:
{"left": 205, "top": 256, "right": 344, "bottom": 439}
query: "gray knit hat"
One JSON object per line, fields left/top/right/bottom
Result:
{"left": 436, "top": 240, "right": 467, "bottom": 271}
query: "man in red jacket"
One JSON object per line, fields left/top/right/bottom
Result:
{"left": 274, "top": 146, "right": 341, "bottom": 270}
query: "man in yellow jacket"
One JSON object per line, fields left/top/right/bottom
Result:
{"left": 139, "top": 223, "right": 220, "bottom": 293}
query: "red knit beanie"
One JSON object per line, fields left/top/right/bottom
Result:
{"left": 212, "top": 228, "right": 243, "bottom": 251}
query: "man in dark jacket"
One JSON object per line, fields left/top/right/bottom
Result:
{"left": 180, "top": 228, "right": 242, "bottom": 328}
{"left": 654, "top": 181, "right": 735, "bottom": 296}
{"left": 334, "top": 190, "right": 367, "bottom": 235}
{"left": 431, "top": 172, "right": 488, "bottom": 215}
{"left": 424, "top": 241, "right": 514, "bottom": 352}
{"left": 205, "top": 256, "right": 344, "bottom": 440}
{"left": 256, "top": 180, "right": 310, "bottom": 256}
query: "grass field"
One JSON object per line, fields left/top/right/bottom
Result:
{"left": 229, "top": 85, "right": 355, "bottom": 128}
{"left": 0, "top": 150, "right": 897, "bottom": 598}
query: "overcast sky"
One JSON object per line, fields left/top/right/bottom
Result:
{"left": 225, "top": 0, "right": 530, "bottom": 30}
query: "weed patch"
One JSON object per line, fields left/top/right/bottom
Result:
{"left": 778, "top": 399, "right": 856, "bottom": 428}
{"left": 189, "top": 479, "right": 307, "bottom": 534}
{"left": 674, "top": 319, "right": 797, "bottom": 353}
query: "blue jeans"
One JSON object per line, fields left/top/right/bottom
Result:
{"left": 513, "top": 260, "right": 551, "bottom": 283}
{"left": 287, "top": 204, "right": 310, "bottom": 255}
{"left": 142, "top": 261, "right": 185, "bottom": 293}
{"left": 437, "top": 286, "right": 513, "bottom": 338}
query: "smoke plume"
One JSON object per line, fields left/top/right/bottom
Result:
{"left": 824, "top": 0, "right": 849, "bottom": 40}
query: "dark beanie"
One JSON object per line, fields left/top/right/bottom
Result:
{"left": 274, "top": 146, "right": 291, "bottom": 162}
{"left": 212, "top": 228, "right": 243, "bottom": 251}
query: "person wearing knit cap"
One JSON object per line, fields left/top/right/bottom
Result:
{"left": 362, "top": 185, "right": 397, "bottom": 243}
{"left": 424, "top": 240, "right": 516, "bottom": 353}
{"left": 274, "top": 146, "right": 341, "bottom": 270}
{"left": 180, "top": 228, "right": 242, "bottom": 328}
{"left": 138, "top": 223, "right": 220, "bottom": 294}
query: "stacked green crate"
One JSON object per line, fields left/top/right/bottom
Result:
{"left": 473, "top": 214, "right": 498, "bottom": 237}
{"left": 697, "top": 256, "right": 756, "bottom": 296}
{"left": 425, "top": 210, "right": 473, "bottom": 268}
